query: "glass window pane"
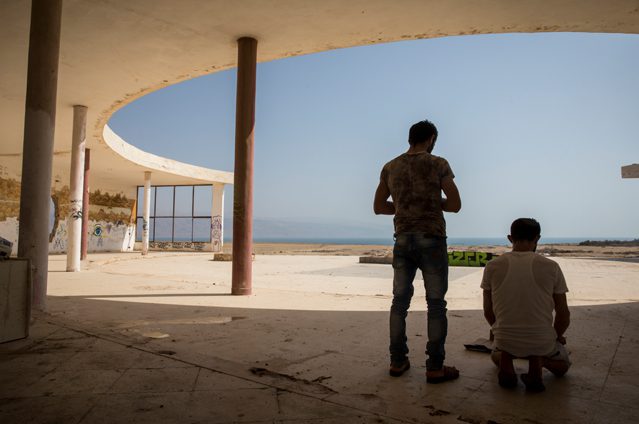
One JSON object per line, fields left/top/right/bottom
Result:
{"left": 148, "top": 218, "right": 155, "bottom": 241}
{"left": 155, "top": 186, "right": 173, "bottom": 216}
{"left": 136, "top": 217, "right": 143, "bottom": 241}
{"left": 174, "top": 186, "right": 193, "bottom": 217}
{"left": 193, "top": 218, "right": 212, "bottom": 242}
{"left": 173, "top": 218, "right": 192, "bottom": 242}
{"left": 154, "top": 217, "right": 172, "bottom": 241}
{"left": 193, "top": 186, "right": 212, "bottom": 216}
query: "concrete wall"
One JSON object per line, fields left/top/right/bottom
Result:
{"left": 0, "top": 176, "right": 136, "bottom": 256}
{"left": 147, "top": 241, "right": 210, "bottom": 251}
{"left": 48, "top": 219, "right": 135, "bottom": 254}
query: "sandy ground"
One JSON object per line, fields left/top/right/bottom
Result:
{"left": 228, "top": 242, "right": 639, "bottom": 259}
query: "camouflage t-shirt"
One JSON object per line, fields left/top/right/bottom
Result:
{"left": 380, "top": 152, "right": 455, "bottom": 237}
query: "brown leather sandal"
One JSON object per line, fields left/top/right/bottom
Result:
{"left": 389, "top": 359, "right": 411, "bottom": 377}
{"left": 426, "top": 365, "right": 460, "bottom": 384}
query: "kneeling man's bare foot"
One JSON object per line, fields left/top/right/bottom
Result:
{"left": 426, "top": 365, "right": 459, "bottom": 384}
{"left": 497, "top": 370, "right": 518, "bottom": 388}
{"left": 521, "top": 373, "right": 545, "bottom": 392}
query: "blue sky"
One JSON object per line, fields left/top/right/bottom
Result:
{"left": 109, "top": 32, "right": 639, "bottom": 239}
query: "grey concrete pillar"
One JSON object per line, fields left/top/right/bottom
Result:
{"left": 141, "top": 171, "right": 152, "bottom": 255}
{"left": 66, "top": 105, "right": 87, "bottom": 272}
{"left": 232, "top": 37, "right": 257, "bottom": 296}
{"left": 80, "top": 148, "right": 90, "bottom": 260}
{"left": 17, "top": 0, "right": 63, "bottom": 309}
{"left": 211, "top": 183, "right": 225, "bottom": 254}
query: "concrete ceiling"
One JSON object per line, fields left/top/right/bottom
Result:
{"left": 2, "top": 0, "right": 639, "bottom": 192}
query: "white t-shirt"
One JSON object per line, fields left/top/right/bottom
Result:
{"left": 481, "top": 251, "right": 568, "bottom": 357}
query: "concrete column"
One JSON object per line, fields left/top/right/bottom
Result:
{"left": 17, "top": 0, "right": 63, "bottom": 309}
{"left": 232, "top": 37, "right": 257, "bottom": 295}
{"left": 211, "top": 183, "right": 225, "bottom": 253}
{"left": 66, "top": 105, "right": 87, "bottom": 272}
{"left": 80, "top": 148, "right": 90, "bottom": 260}
{"left": 141, "top": 171, "right": 152, "bottom": 255}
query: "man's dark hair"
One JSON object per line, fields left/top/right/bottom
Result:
{"left": 408, "top": 120, "right": 438, "bottom": 146}
{"left": 510, "top": 218, "right": 541, "bottom": 241}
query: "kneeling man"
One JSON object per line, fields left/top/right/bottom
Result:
{"left": 481, "top": 218, "right": 571, "bottom": 392}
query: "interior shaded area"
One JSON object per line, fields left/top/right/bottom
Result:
{"left": 1, "top": 253, "right": 636, "bottom": 423}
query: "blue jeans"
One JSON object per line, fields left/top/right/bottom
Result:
{"left": 389, "top": 233, "right": 449, "bottom": 371}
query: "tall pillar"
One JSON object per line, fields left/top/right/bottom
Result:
{"left": 211, "top": 183, "right": 225, "bottom": 254}
{"left": 17, "top": 0, "right": 63, "bottom": 309}
{"left": 66, "top": 105, "right": 87, "bottom": 272}
{"left": 80, "top": 148, "right": 91, "bottom": 260}
{"left": 141, "top": 171, "right": 152, "bottom": 255}
{"left": 232, "top": 37, "right": 257, "bottom": 295}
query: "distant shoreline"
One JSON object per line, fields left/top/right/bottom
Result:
{"left": 578, "top": 239, "right": 639, "bottom": 247}
{"left": 221, "top": 241, "right": 639, "bottom": 259}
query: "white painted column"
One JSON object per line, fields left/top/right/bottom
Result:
{"left": 211, "top": 183, "right": 225, "bottom": 253}
{"left": 66, "top": 105, "right": 87, "bottom": 272}
{"left": 141, "top": 171, "right": 152, "bottom": 255}
{"left": 17, "top": 0, "right": 63, "bottom": 309}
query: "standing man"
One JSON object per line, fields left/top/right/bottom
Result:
{"left": 374, "top": 120, "right": 461, "bottom": 383}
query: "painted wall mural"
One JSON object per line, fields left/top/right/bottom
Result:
{"left": 149, "top": 241, "right": 207, "bottom": 251}
{"left": 211, "top": 215, "right": 223, "bottom": 253}
{"left": 0, "top": 176, "right": 136, "bottom": 255}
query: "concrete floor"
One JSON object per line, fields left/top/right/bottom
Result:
{"left": 1, "top": 252, "right": 638, "bottom": 423}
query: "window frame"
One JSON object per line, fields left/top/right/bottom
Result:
{"left": 135, "top": 184, "right": 212, "bottom": 243}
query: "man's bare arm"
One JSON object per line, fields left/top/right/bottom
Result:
{"left": 553, "top": 293, "right": 570, "bottom": 343}
{"left": 373, "top": 180, "right": 395, "bottom": 215}
{"left": 441, "top": 176, "right": 461, "bottom": 213}
{"left": 483, "top": 289, "right": 496, "bottom": 326}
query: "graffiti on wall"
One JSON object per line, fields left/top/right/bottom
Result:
{"left": 93, "top": 223, "right": 104, "bottom": 248}
{"left": 69, "top": 199, "right": 83, "bottom": 220}
{"left": 0, "top": 177, "right": 136, "bottom": 254}
{"left": 45, "top": 220, "right": 134, "bottom": 253}
{"left": 211, "top": 215, "right": 223, "bottom": 253}
{"left": 51, "top": 221, "right": 68, "bottom": 251}
{"left": 149, "top": 241, "right": 207, "bottom": 251}
{"left": 447, "top": 251, "right": 495, "bottom": 267}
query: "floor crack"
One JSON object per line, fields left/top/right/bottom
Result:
{"left": 598, "top": 316, "right": 627, "bottom": 401}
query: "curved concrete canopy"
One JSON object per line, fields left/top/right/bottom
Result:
{"left": 1, "top": 0, "right": 639, "bottom": 191}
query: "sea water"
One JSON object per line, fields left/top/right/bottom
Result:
{"left": 248, "top": 236, "right": 631, "bottom": 246}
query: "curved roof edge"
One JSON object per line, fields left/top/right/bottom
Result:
{"left": 103, "top": 125, "right": 234, "bottom": 185}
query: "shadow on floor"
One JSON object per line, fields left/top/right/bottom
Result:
{"left": 1, "top": 294, "right": 636, "bottom": 423}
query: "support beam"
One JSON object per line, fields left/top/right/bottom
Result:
{"left": 621, "top": 163, "right": 639, "bottom": 179}
{"left": 141, "top": 171, "right": 152, "bottom": 255}
{"left": 211, "top": 183, "right": 225, "bottom": 254}
{"left": 17, "top": 0, "right": 63, "bottom": 309}
{"left": 66, "top": 105, "right": 87, "bottom": 272}
{"left": 232, "top": 37, "right": 257, "bottom": 296}
{"left": 80, "top": 148, "right": 91, "bottom": 260}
